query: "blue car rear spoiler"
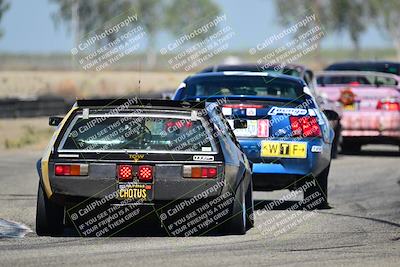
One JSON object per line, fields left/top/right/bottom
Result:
{"left": 184, "top": 95, "right": 304, "bottom": 105}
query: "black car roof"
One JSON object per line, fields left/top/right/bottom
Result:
{"left": 185, "top": 71, "right": 306, "bottom": 86}
{"left": 76, "top": 98, "right": 206, "bottom": 110}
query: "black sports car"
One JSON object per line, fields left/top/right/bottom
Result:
{"left": 36, "top": 99, "right": 253, "bottom": 236}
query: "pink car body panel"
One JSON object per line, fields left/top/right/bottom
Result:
{"left": 316, "top": 71, "right": 400, "bottom": 143}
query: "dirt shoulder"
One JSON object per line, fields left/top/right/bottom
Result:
{"left": 0, "top": 71, "right": 188, "bottom": 99}
{"left": 0, "top": 117, "right": 53, "bottom": 152}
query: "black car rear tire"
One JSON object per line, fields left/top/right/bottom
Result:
{"left": 304, "top": 165, "right": 330, "bottom": 210}
{"left": 331, "top": 134, "right": 339, "bottom": 159}
{"left": 36, "top": 183, "right": 64, "bottom": 236}
{"left": 245, "top": 179, "right": 254, "bottom": 230}
{"left": 222, "top": 182, "right": 246, "bottom": 235}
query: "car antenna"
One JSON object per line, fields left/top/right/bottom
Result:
{"left": 138, "top": 79, "right": 141, "bottom": 97}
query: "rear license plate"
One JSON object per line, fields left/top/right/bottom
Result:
{"left": 229, "top": 120, "right": 258, "bottom": 137}
{"left": 261, "top": 141, "right": 307, "bottom": 158}
{"left": 117, "top": 183, "right": 153, "bottom": 201}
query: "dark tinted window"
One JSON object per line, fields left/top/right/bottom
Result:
{"left": 183, "top": 76, "right": 304, "bottom": 99}
{"left": 326, "top": 63, "right": 400, "bottom": 75}
{"left": 317, "top": 74, "right": 397, "bottom": 86}
{"left": 261, "top": 67, "right": 301, "bottom": 77}
{"left": 60, "top": 115, "right": 216, "bottom": 152}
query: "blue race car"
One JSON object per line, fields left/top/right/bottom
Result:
{"left": 174, "top": 72, "right": 337, "bottom": 208}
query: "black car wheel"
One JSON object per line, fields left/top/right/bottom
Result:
{"left": 304, "top": 165, "right": 330, "bottom": 210}
{"left": 245, "top": 179, "right": 254, "bottom": 230}
{"left": 222, "top": 182, "right": 246, "bottom": 235}
{"left": 36, "top": 183, "right": 64, "bottom": 236}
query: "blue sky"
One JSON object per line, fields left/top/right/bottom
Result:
{"left": 0, "top": 0, "right": 392, "bottom": 53}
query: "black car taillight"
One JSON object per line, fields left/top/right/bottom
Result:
{"left": 137, "top": 165, "right": 153, "bottom": 182}
{"left": 117, "top": 165, "right": 153, "bottom": 182}
{"left": 182, "top": 166, "right": 218, "bottom": 178}
{"left": 54, "top": 164, "right": 88, "bottom": 176}
{"left": 117, "top": 165, "right": 133, "bottom": 181}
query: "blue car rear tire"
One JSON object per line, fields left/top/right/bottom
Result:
{"left": 304, "top": 165, "right": 330, "bottom": 209}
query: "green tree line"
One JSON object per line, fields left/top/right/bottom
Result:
{"left": 0, "top": 1, "right": 400, "bottom": 59}
{"left": 49, "top": 0, "right": 221, "bottom": 67}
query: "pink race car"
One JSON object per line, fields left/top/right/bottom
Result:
{"left": 316, "top": 71, "right": 400, "bottom": 153}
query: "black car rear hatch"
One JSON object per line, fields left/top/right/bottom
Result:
{"left": 49, "top": 99, "right": 225, "bottom": 201}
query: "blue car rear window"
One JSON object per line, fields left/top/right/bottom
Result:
{"left": 183, "top": 76, "right": 304, "bottom": 99}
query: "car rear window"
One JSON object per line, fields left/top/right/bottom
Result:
{"left": 326, "top": 63, "right": 400, "bottom": 75}
{"left": 261, "top": 68, "right": 301, "bottom": 77}
{"left": 58, "top": 114, "right": 217, "bottom": 153}
{"left": 183, "top": 76, "right": 304, "bottom": 99}
{"left": 317, "top": 74, "right": 398, "bottom": 87}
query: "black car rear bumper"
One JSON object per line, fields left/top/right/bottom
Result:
{"left": 46, "top": 162, "right": 230, "bottom": 205}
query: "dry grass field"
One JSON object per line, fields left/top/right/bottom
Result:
{"left": 0, "top": 71, "right": 188, "bottom": 99}
{"left": 0, "top": 117, "right": 52, "bottom": 151}
{"left": 0, "top": 71, "right": 189, "bottom": 151}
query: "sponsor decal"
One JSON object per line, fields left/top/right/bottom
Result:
{"left": 193, "top": 155, "right": 214, "bottom": 161}
{"left": 191, "top": 110, "right": 198, "bottom": 121}
{"left": 339, "top": 87, "right": 355, "bottom": 105}
{"left": 276, "top": 128, "right": 287, "bottom": 136}
{"left": 246, "top": 108, "right": 257, "bottom": 116}
{"left": 222, "top": 107, "right": 232, "bottom": 116}
{"left": 311, "top": 145, "right": 323, "bottom": 153}
{"left": 308, "top": 109, "right": 316, "bottom": 116}
{"left": 129, "top": 154, "right": 145, "bottom": 162}
{"left": 82, "top": 108, "right": 89, "bottom": 119}
{"left": 58, "top": 154, "right": 79, "bottom": 158}
{"left": 268, "top": 107, "right": 307, "bottom": 116}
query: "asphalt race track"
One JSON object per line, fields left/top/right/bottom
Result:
{"left": 0, "top": 145, "right": 399, "bottom": 266}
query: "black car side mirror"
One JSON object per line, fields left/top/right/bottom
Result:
{"left": 234, "top": 119, "right": 247, "bottom": 129}
{"left": 49, "top": 116, "right": 63, "bottom": 126}
{"left": 323, "top": 110, "right": 339, "bottom": 121}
